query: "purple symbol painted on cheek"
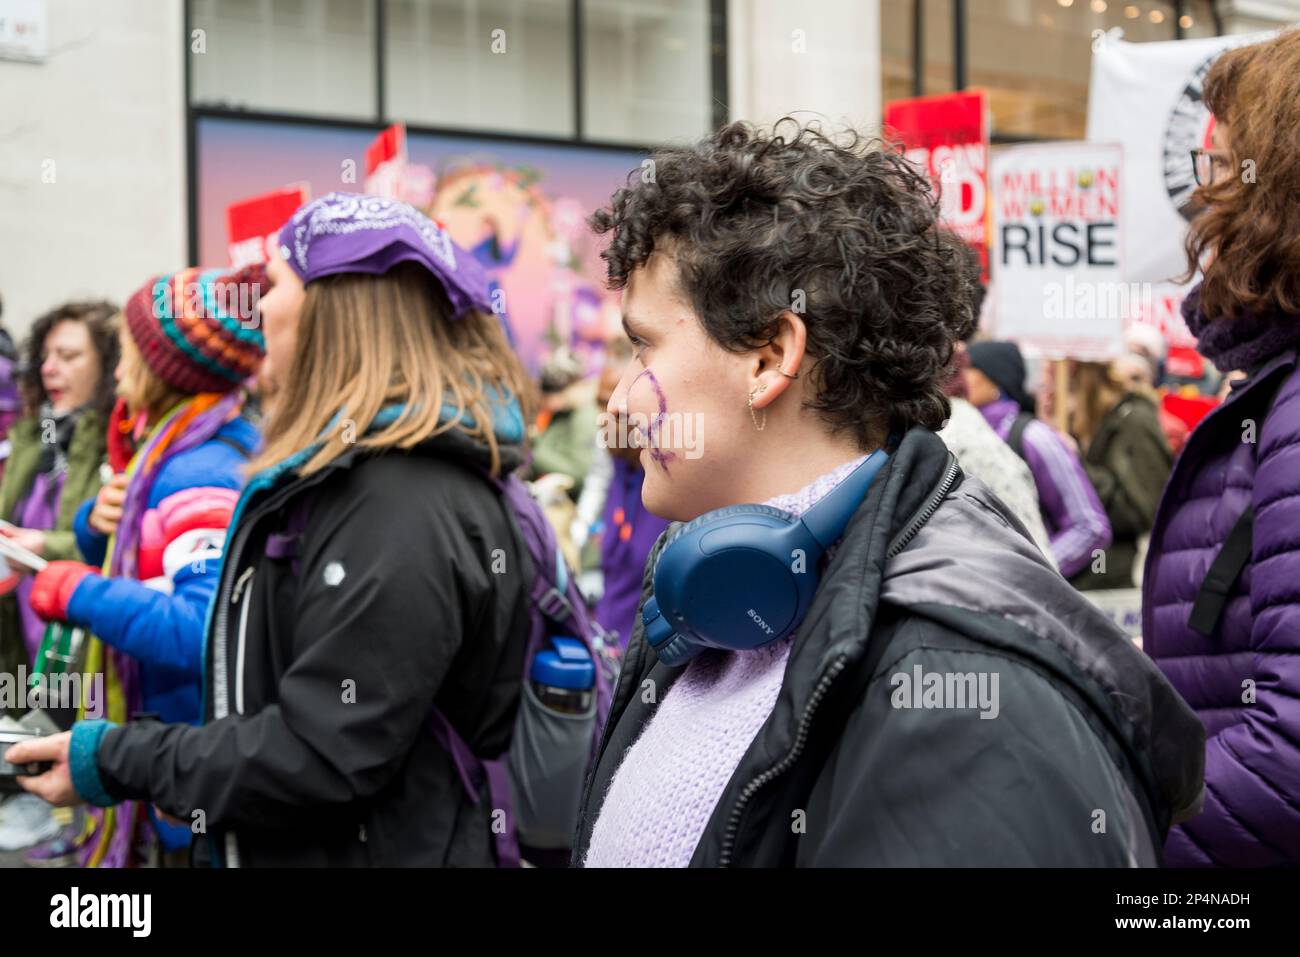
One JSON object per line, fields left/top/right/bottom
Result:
{"left": 629, "top": 367, "right": 677, "bottom": 475}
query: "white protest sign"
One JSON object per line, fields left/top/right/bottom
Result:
{"left": 991, "top": 140, "right": 1125, "bottom": 361}
{"left": 0, "top": 0, "right": 46, "bottom": 62}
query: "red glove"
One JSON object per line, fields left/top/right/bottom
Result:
{"left": 29, "top": 561, "right": 96, "bottom": 622}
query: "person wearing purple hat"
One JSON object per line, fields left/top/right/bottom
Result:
{"left": 8, "top": 194, "right": 544, "bottom": 867}
{"left": 278, "top": 191, "right": 494, "bottom": 316}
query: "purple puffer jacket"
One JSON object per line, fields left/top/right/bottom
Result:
{"left": 1143, "top": 333, "right": 1300, "bottom": 867}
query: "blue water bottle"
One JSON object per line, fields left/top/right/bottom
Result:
{"left": 531, "top": 637, "right": 594, "bottom": 714}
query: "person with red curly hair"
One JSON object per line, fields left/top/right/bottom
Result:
{"left": 1143, "top": 29, "right": 1300, "bottom": 867}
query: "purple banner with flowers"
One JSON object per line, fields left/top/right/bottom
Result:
{"left": 195, "top": 115, "right": 645, "bottom": 374}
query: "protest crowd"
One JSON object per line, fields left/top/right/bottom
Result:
{"left": 0, "top": 4, "right": 1296, "bottom": 875}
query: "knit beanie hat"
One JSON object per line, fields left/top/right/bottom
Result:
{"left": 967, "top": 340, "right": 1033, "bottom": 412}
{"left": 124, "top": 263, "right": 267, "bottom": 394}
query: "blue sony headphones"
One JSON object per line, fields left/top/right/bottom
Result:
{"left": 641, "top": 448, "right": 891, "bottom": 666}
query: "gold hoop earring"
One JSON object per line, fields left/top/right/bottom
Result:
{"left": 749, "top": 383, "right": 767, "bottom": 432}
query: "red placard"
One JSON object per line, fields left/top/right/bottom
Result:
{"left": 365, "top": 123, "right": 407, "bottom": 176}
{"left": 1165, "top": 345, "right": 1206, "bottom": 381}
{"left": 885, "top": 91, "right": 990, "bottom": 281}
{"left": 1162, "top": 391, "right": 1217, "bottom": 431}
{"left": 226, "top": 183, "right": 310, "bottom": 268}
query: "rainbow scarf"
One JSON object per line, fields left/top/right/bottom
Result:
{"left": 75, "top": 391, "right": 243, "bottom": 868}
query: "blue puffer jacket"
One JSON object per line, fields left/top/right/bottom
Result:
{"left": 69, "top": 415, "right": 260, "bottom": 727}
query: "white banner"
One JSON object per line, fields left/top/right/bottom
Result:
{"left": 1085, "top": 30, "right": 1275, "bottom": 286}
{"left": 991, "top": 140, "right": 1125, "bottom": 360}
{"left": 0, "top": 0, "right": 46, "bottom": 62}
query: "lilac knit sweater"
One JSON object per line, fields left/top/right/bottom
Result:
{"left": 583, "top": 453, "right": 869, "bottom": 867}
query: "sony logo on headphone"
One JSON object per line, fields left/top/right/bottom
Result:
{"left": 747, "top": 608, "right": 775, "bottom": 635}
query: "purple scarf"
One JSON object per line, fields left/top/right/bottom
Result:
{"left": 112, "top": 392, "right": 243, "bottom": 580}
{"left": 15, "top": 470, "right": 67, "bottom": 662}
{"left": 1182, "top": 283, "right": 1300, "bottom": 374}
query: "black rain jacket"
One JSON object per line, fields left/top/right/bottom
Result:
{"left": 91, "top": 427, "right": 533, "bottom": 866}
{"left": 575, "top": 427, "right": 1205, "bottom": 866}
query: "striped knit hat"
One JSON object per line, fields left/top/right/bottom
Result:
{"left": 124, "top": 264, "right": 267, "bottom": 394}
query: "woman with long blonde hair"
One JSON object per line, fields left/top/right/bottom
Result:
{"left": 10, "top": 194, "right": 541, "bottom": 867}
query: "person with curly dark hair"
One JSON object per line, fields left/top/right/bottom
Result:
{"left": 572, "top": 119, "right": 1203, "bottom": 867}
{"left": 0, "top": 301, "right": 120, "bottom": 646}
{"left": 0, "top": 300, "right": 118, "bottom": 851}
{"left": 1143, "top": 28, "right": 1300, "bottom": 867}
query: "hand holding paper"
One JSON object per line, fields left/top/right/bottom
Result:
{"left": 0, "top": 523, "right": 47, "bottom": 573}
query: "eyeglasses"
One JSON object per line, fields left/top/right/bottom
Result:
{"left": 1190, "top": 148, "right": 1230, "bottom": 188}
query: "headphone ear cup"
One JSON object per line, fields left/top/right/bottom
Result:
{"left": 655, "top": 504, "right": 796, "bottom": 567}
{"left": 654, "top": 631, "right": 701, "bottom": 667}
{"left": 651, "top": 504, "right": 815, "bottom": 654}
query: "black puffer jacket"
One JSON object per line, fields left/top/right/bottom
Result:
{"left": 575, "top": 427, "right": 1204, "bottom": 866}
{"left": 88, "top": 427, "right": 533, "bottom": 866}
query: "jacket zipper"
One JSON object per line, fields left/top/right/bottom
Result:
{"left": 212, "top": 521, "right": 254, "bottom": 722}
{"left": 209, "top": 479, "right": 318, "bottom": 869}
{"left": 717, "top": 655, "right": 848, "bottom": 867}
{"left": 212, "top": 521, "right": 255, "bottom": 869}
{"left": 715, "top": 456, "right": 960, "bottom": 866}
{"left": 886, "top": 458, "right": 961, "bottom": 559}
{"left": 233, "top": 567, "right": 254, "bottom": 716}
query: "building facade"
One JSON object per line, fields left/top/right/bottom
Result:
{"left": 1, "top": 0, "right": 1298, "bottom": 340}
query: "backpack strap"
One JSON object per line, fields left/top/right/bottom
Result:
{"left": 263, "top": 493, "right": 315, "bottom": 577}
{"left": 1007, "top": 412, "right": 1034, "bottom": 463}
{"left": 429, "top": 469, "right": 615, "bottom": 867}
{"left": 488, "top": 471, "right": 615, "bottom": 713}
{"left": 1186, "top": 363, "right": 1293, "bottom": 637}
{"left": 1187, "top": 504, "right": 1254, "bottom": 637}
{"left": 427, "top": 709, "right": 521, "bottom": 868}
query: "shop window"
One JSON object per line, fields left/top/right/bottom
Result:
{"left": 384, "top": 0, "right": 575, "bottom": 137}
{"left": 191, "top": 0, "right": 378, "bottom": 120}
{"left": 582, "top": 0, "right": 712, "bottom": 144}
{"left": 969, "top": 0, "right": 1178, "bottom": 140}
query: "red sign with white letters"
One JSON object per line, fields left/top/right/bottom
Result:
{"left": 226, "top": 183, "right": 311, "bottom": 268}
{"left": 885, "top": 91, "right": 990, "bottom": 281}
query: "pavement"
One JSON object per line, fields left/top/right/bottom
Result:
{"left": 0, "top": 795, "right": 75, "bottom": 867}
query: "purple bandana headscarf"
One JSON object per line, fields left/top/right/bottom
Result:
{"left": 277, "top": 192, "right": 494, "bottom": 319}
